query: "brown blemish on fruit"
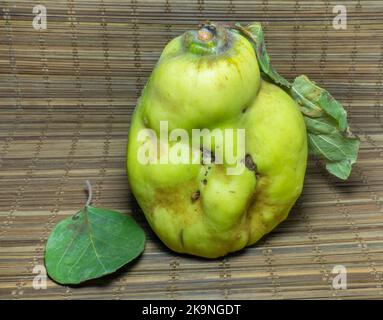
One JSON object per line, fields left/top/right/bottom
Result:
{"left": 201, "top": 147, "right": 215, "bottom": 164}
{"left": 245, "top": 154, "right": 257, "bottom": 172}
{"left": 153, "top": 179, "right": 203, "bottom": 226}
{"left": 191, "top": 190, "right": 200, "bottom": 201}
{"left": 244, "top": 173, "right": 271, "bottom": 223}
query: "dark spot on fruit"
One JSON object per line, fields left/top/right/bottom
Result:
{"left": 191, "top": 190, "right": 200, "bottom": 201}
{"left": 202, "top": 179, "right": 207, "bottom": 185}
{"left": 201, "top": 147, "right": 215, "bottom": 164}
{"left": 245, "top": 154, "right": 257, "bottom": 171}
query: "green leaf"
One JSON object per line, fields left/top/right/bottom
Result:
{"left": 292, "top": 76, "right": 360, "bottom": 180}
{"left": 233, "top": 22, "right": 291, "bottom": 88}
{"left": 45, "top": 205, "right": 145, "bottom": 285}
{"left": 292, "top": 75, "right": 348, "bottom": 131}
{"left": 326, "top": 160, "right": 354, "bottom": 180}
{"left": 308, "top": 132, "right": 359, "bottom": 162}
{"left": 233, "top": 21, "right": 359, "bottom": 180}
{"left": 304, "top": 117, "right": 336, "bottom": 135}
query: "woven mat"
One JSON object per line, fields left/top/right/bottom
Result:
{"left": 1, "top": 0, "right": 382, "bottom": 300}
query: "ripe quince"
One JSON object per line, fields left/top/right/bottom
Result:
{"left": 127, "top": 22, "right": 355, "bottom": 258}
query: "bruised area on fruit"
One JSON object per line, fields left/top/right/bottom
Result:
{"left": 127, "top": 23, "right": 308, "bottom": 258}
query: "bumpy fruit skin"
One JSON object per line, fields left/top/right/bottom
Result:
{"left": 127, "top": 26, "right": 308, "bottom": 258}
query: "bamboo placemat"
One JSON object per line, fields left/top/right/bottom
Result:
{"left": 0, "top": 0, "right": 382, "bottom": 300}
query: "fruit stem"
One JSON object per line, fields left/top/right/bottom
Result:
{"left": 197, "top": 24, "right": 216, "bottom": 42}
{"left": 184, "top": 22, "right": 231, "bottom": 56}
{"left": 85, "top": 180, "right": 93, "bottom": 207}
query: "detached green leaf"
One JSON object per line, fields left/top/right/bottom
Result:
{"left": 292, "top": 76, "right": 360, "bottom": 180}
{"left": 45, "top": 205, "right": 145, "bottom": 285}
{"left": 234, "top": 22, "right": 291, "bottom": 88}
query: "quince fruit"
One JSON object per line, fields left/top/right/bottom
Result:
{"left": 127, "top": 22, "right": 358, "bottom": 258}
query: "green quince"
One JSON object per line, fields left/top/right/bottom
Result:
{"left": 127, "top": 22, "right": 355, "bottom": 258}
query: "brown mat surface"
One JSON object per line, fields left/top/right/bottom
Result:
{"left": 0, "top": 0, "right": 383, "bottom": 299}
